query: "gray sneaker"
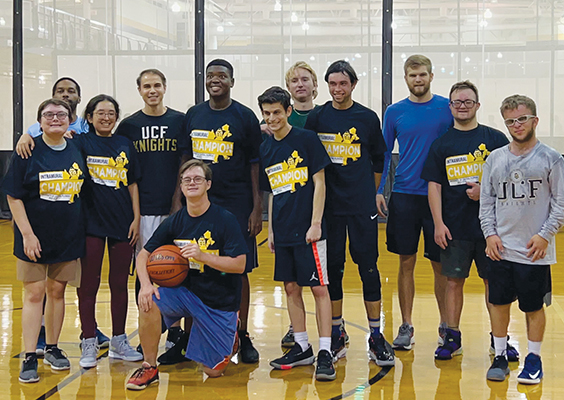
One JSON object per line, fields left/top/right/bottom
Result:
{"left": 80, "top": 337, "right": 99, "bottom": 368}
{"left": 19, "top": 354, "right": 39, "bottom": 383}
{"left": 44, "top": 347, "right": 70, "bottom": 370}
{"left": 392, "top": 323, "right": 414, "bottom": 350}
{"left": 109, "top": 334, "right": 144, "bottom": 361}
{"left": 487, "top": 355, "right": 510, "bottom": 381}
{"left": 438, "top": 322, "right": 448, "bottom": 346}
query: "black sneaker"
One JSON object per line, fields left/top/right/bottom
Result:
{"left": 157, "top": 331, "right": 189, "bottom": 365}
{"left": 44, "top": 347, "right": 70, "bottom": 370}
{"left": 270, "top": 343, "right": 315, "bottom": 370}
{"left": 487, "top": 355, "right": 510, "bottom": 381}
{"left": 165, "top": 326, "right": 184, "bottom": 351}
{"left": 281, "top": 326, "right": 295, "bottom": 348}
{"left": 368, "top": 334, "right": 395, "bottom": 366}
{"left": 239, "top": 331, "right": 259, "bottom": 363}
{"left": 331, "top": 329, "right": 347, "bottom": 360}
{"left": 315, "top": 350, "right": 336, "bottom": 381}
{"left": 489, "top": 332, "right": 519, "bottom": 362}
{"left": 19, "top": 354, "right": 39, "bottom": 383}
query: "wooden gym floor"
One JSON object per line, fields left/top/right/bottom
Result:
{"left": 0, "top": 219, "right": 561, "bottom": 400}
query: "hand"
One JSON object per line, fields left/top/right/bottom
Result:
{"left": 376, "top": 194, "right": 388, "bottom": 218}
{"left": 22, "top": 233, "right": 41, "bottom": 262}
{"left": 128, "top": 219, "right": 140, "bottom": 246}
{"left": 434, "top": 222, "right": 452, "bottom": 250}
{"left": 138, "top": 283, "right": 160, "bottom": 313}
{"left": 305, "top": 223, "right": 321, "bottom": 244}
{"left": 248, "top": 207, "right": 263, "bottom": 237}
{"left": 268, "top": 231, "right": 275, "bottom": 254}
{"left": 15, "top": 134, "right": 35, "bottom": 159}
{"left": 485, "top": 235, "right": 504, "bottom": 261}
{"left": 260, "top": 123, "right": 274, "bottom": 136}
{"left": 180, "top": 242, "right": 203, "bottom": 262}
{"left": 466, "top": 181, "right": 480, "bottom": 202}
{"left": 526, "top": 234, "right": 549, "bottom": 262}
{"left": 63, "top": 129, "right": 77, "bottom": 139}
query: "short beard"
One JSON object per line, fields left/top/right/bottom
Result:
{"left": 511, "top": 126, "right": 535, "bottom": 144}
{"left": 409, "top": 84, "right": 430, "bottom": 98}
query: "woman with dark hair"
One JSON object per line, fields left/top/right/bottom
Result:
{"left": 75, "top": 94, "right": 143, "bottom": 367}
{"left": 2, "top": 99, "right": 86, "bottom": 383}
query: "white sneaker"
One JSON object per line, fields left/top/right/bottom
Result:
{"left": 80, "top": 337, "right": 99, "bottom": 368}
{"left": 109, "top": 334, "right": 143, "bottom": 361}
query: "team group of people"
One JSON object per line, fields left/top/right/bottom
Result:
{"left": 3, "top": 54, "right": 563, "bottom": 389}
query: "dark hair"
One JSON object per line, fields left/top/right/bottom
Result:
{"left": 136, "top": 69, "right": 167, "bottom": 87}
{"left": 36, "top": 99, "right": 72, "bottom": 123}
{"left": 206, "top": 59, "right": 234, "bottom": 78}
{"left": 449, "top": 80, "right": 479, "bottom": 102}
{"left": 179, "top": 159, "right": 213, "bottom": 182}
{"left": 257, "top": 86, "right": 292, "bottom": 111}
{"left": 52, "top": 77, "right": 81, "bottom": 97}
{"left": 83, "top": 94, "right": 120, "bottom": 133}
{"left": 500, "top": 94, "right": 537, "bottom": 117}
{"left": 324, "top": 60, "right": 358, "bottom": 85}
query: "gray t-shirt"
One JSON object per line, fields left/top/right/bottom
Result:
{"left": 479, "top": 141, "right": 564, "bottom": 265}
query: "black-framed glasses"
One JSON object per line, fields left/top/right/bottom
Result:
{"left": 181, "top": 176, "right": 206, "bottom": 185}
{"left": 42, "top": 111, "right": 68, "bottom": 120}
{"left": 504, "top": 115, "right": 536, "bottom": 127}
{"left": 449, "top": 99, "right": 477, "bottom": 109}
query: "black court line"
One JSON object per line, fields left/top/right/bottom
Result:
{"left": 258, "top": 238, "right": 268, "bottom": 247}
{"left": 3, "top": 300, "right": 110, "bottom": 314}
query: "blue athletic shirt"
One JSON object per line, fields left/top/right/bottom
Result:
{"left": 74, "top": 132, "right": 142, "bottom": 242}
{"left": 27, "top": 117, "right": 89, "bottom": 138}
{"left": 144, "top": 203, "right": 248, "bottom": 312}
{"left": 115, "top": 108, "right": 184, "bottom": 216}
{"left": 2, "top": 137, "right": 86, "bottom": 263}
{"left": 421, "top": 124, "right": 509, "bottom": 241}
{"left": 378, "top": 95, "right": 453, "bottom": 196}
{"left": 259, "top": 127, "right": 331, "bottom": 246}
{"left": 304, "top": 101, "right": 386, "bottom": 215}
{"left": 180, "top": 100, "right": 261, "bottom": 222}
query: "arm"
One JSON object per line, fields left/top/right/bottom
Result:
{"left": 7, "top": 195, "right": 42, "bottom": 261}
{"left": 128, "top": 183, "right": 141, "bottom": 246}
{"left": 376, "top": 109, "right": 395, "bottom": 215}
{"left": 247, "top": 163, "right": 263, "bottom": 237}
{"left": 180, "top": 243, "right": 246, "bottom": 274}
{"left": 306, "top": 169, "right": 326, "bottom": 243}
{"left": 479, "top": 160, "right": 504, "bottom": 260}
{"left": 15, "top": 134, "right": 35, "bottom": 159}
{"left": 136, "top": 249, "right": 161, "bottom": 312}
{"left": 428, "top": 181, "right": 451, "bottom": 249}
{"left": 267, "top": 193, "right": 275, "bottom": 253}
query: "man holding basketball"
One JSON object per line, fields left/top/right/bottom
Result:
{"left": 126, "top": 159, "right": 247, "bottom": 389}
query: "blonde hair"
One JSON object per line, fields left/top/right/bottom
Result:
{"left": 285, "top": 61, "right": 318, "bottom": 99}
{"left": 404, "top": 54, "right": 432, "bottom": 75}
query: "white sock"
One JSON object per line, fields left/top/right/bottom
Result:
{"left": 319, "top": 337, "right": 331, "bottom": 353}
{"left": 41, "top": 316, "right": 45, "bottom": 326}
{"left": 528, "top": 340, "right": 542, "bottom": 356}
{"left": 294, "top": 331, "right": 309, "bottom": 352}
{"left": 494, "top": 336, "right": 507, "bottom": 357}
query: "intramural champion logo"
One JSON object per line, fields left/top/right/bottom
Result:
{"left": 87, "top": 151, "right": 129, "bottom": 189}
{"left": 39, "top": 162, "right": 83, "bottom": 203}
{"left": 265, "top": 150, "right": 308, "bottom": 195}
{"left": 173, "top": 231, "right": 219, "bottom": 272}
{"left": 445, "top": 143, "right": 491, "bottom": 186}
{"left": 318, "top": 127, "right": 361, "bottom": 166}
{"left": 191, "top": 124, "right": 234, "bottom": 163}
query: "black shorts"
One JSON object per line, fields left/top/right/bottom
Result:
{"left": 274, "top": 240, "right": 329, "bottom": 287}
{"left": 386, "top": 192, "right": 440, "bottom": 262}
{"left": 441, "top": 240, "right": 489, "bottom": 279}
{"left": 488, "top": 259, "right": 552, "bottom": 313}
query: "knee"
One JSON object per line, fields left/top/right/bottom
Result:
{"left": 311, "top": 285, "right": 330, "bottom": 300}
{"left": 46, "top": 282, "right": 66, "bottom": 300}
{"left": 25, "top": 288, "right": 45, "bottom": 304}
{"left": 447, "top": 277, "right": 465, "bottom": 289}
{"left": 284, "top": 282, "right": 301, "bottom": 298}
{"left": 203, "top": 366, "right": 225, "bottom": 378}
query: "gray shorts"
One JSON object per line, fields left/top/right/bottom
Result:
{"left": 440, "top": 240, "right": 489, "bottom": 279}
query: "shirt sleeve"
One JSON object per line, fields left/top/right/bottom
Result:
{"left": 479, "top": 157, "right": 498, "bottom": 238}
{"left": 27, "top": 123, "right": 41, "bottom": 138}
{"left": 421, "top": 140, "right": 444, "bottom": 184}
{"left": 178, "top": 108, "right": 193, "bottom": 155}
{"left": 127, "top": 140, "right": 142, "bottom": 184}
{"left": 377, "top": 107, "right": 396, "bottom": 194}
{"left": 538, "top": 155, "right": 564, "bottom": 241}
{"left": 244, "top": 110, "right": 262, "bottom": 164}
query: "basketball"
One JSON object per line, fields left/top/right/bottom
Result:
{"left": 146, "top": 245, "right": 189, "bottom": 287}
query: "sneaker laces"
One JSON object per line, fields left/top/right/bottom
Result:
{"left": 47, "top": 347, "right": 68, "bottom": 359}
{"left": 131, "top": 365, "right": 152, "bottom": 379}
{"left": 82, "top": 340, "right": 99, "bottom": 355}
{"left": 399, "top": 324, "right": 411, "bottom": 335}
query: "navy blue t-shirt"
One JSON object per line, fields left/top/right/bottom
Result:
{"left": 259, "top": 127, "right": 331, "bottom": 246}
{"left": 179, "top": 100, "right": 261, "bottom": 222}
{"left": 2, "top": 137, "right": 86, "bottom": 263}
{"left": 115, "top": 108, "right": 184, "bottom": 216}
{"left": 305, "top": 101, "right": 386, "bottom": 216}
{"left": 144, "top": 203, "right": 247, "bottom": 312}
{"left": 421, "top": 124, "right": 509, "bottom": 240}
{"left": 74, "top": 132, "right": 141, "bottom": 241}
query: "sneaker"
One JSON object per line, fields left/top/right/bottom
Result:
{"left": 489, "top": 333, "right": 519, "bottom": 362}
{"left": 392, "top": 323, "right": 414, "bottom": 350}
{"left": 315, "top": 350, "right": 336, "bottom": 381}
{"left": 239, "top": 331, "right": 259, "bottom": 363}
{"left": 19, "top": 354, "right": 39, "bottom": 383}
{"left": 109, "top": 334, "right": 143, "bottom": 361}
{"left": 96, "top": 328, "right": 110, "bottom": 348}
{"left": 281, "top": 326, "right": 295, "bottom": 348}
{"left": 487, "top": 355, "right": 510, "bottom": 381}
{"left": 157, "top": 331, "right": 189, "bottom": 365}
{"left": 517, "top": 353, "right": 543, "bottom": 385}
{"left": 369, "top": 334, "right": 395, "bottom": 366}
{"left": 136, "top": 344, "right": 143, "bottom": 356}
{"left": 36, "top": 326, "right": 46, "bottom": 356}
{"left": 80, "top": 337, "right": 99, "bottom": 368}
{"left": 438, "top": 322, "right": 447, "bottom": 346}
{"left": 126, "top": 362, "right": 159, "bottom": 390}
{"left": 44, "top": 347, "right": 70, "bottom": 371}
{"left": 164, "top": 326, "right": 184, "bottom": 351}
{"left": 341, "top": 319, "right": 350, "bottom": 345}
{"left": 331, "top": 328, "right": 347, "bottom": 360}
{"left": 435, "top": 328, "right": 463, "bottom": 360}
{"left": 270, "top": 343, "right": 315, "bottom": 370}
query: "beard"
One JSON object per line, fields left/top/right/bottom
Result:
{"left": 408, "top": 82, "right": 430, "bottom": 98}
{"left": 510, "top": 126, "right": 535, "bottom": 144}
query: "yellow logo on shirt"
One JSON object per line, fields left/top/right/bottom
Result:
{"left": 87, "top": 151, "right": 129, "bottom": 189}
{"left": 446, "top": 143, "right": 491, "bottom": 186}
{"left": 173, "top": 231, "right": 219, "bottom": 273}
{"left": 318, "top": 127, "right": 361, "bottom": 166}
{"left": 191, "top": 124, "right": 234, "bottom": 163}
{"left": 39, "top": 162, "right": 84, "bottom": 203}
{"left": 265, "top": 150, "right": 308, "bottom": 195}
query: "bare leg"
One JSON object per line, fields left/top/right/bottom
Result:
{"left": 446, "top": 277, "right": 465, "bottom": 328}
{"left": 311, "top": 286, "right": 332, "bottom": 337}
{"left": 22, "top": 280, "right": 46, "bottom": 353}
{"left": 398, "top": 254, "right": 416, "bottom": 325}
{"left": 285, "top": 282, "right": 305, "bottom": 332}
{"left": 483, "top": 279, "right": 494, "bottom": 323}
{"left": 44, "top": 278, "right": 67, "bottom": 345}
{"left": 490, "top": 304, "right": 511, "bottom": 338}
{"left": 431, "top": 261, "right": 447, "bottom": 324}
{"left": 139, "top": 303, "right": 162, "bottom": 366}
{"left": 525, "top": 308, "right": 545, "bottom": 342}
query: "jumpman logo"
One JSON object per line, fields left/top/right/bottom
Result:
{"left": 310, "top": 272, "right": 319, "bottom": 281}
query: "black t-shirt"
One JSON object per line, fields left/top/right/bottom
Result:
{"left": 259, "top": 127, "right": 331, "bottom": 246}
{"left": 115, "top": 108, "right": 184, "bottom": 216}
{"left": 304, "top": 101, "right": 386, "bottom": 216}
{"left": 421, "top": 124, "right": 509, "bottom": 240}
{"left": 144, "top": 203, "right": 248, "bottom": 312}
{"left": 180, "top": 100, "right": 261, "bottom": 221}
{"left": 74, "top": 132, "right": 141, "bottom": 241}
{"left": 2, "top": 137, "right": 86, "bottom": 263}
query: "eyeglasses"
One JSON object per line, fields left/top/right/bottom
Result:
{"left": 42, "top": 112, "right": 68, "bottom": 120}
{"left": 181, "top": 176, "right": 206, "bottom": 185}
{"left": 449, "top": 99, "right": 477, "bottom": 109}
{"left": 94, "top": 111, "right": 117, "bottom": 118}
{"left": 504, "top": 115, "right": 536, "bottom": 127}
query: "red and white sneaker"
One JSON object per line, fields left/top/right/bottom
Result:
{"left": 126, "top": 362, "right": 159, "bottom": 390}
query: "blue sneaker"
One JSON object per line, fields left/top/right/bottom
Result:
{"left": 435, "top": 328, "right": 463, "bottom": 360}
{"left": 96, "top": 328, "right": 110, "bottom": 348}
{"left": 517, "top": 353, "right": 543, "bottom": 385}
{"left": 36, "top": 326, "right": 46, "bottom": 356}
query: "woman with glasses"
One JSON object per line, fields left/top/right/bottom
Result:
{"left": 3, "top": 99, "right": 86, "bottom": 383}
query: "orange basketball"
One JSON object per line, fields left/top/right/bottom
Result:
{"left": 146, "top": 245, "right": 189, "bottom": 287}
